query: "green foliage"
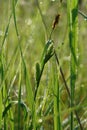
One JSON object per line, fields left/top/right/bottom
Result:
{"left": 0, "top": 0, "right": 87, "bottom": 129}
{"left": 67, "top": 0, "right": 79, "bottom": 129}
{"left": 53, "top": 62, "right": 61, "bottom": 130}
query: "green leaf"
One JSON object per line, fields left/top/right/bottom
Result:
{"left": 2, "top": 103, "right": 12, "bottom": 118}
{"left": 12, "top": 0, "right": 19, "bottom": 37}
{"left": 0, "top": 91, "right": 3, "bottom": 128}
{"left": 44, "top": 42, "right": 54, "bottom": 63}
{"left": 35, "top": 62, "right": 41, "bottom": 84}
{"left": 24, "top": 66, "right": 34, "bottom": 110}
{"left": 41, "top": 40, "right": 53, "bottom": 64}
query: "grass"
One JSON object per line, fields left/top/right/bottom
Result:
{"left": 67, "top": 0, "right": 78, "bottom": 129}
{"left": 53, "top": 62, "right": 61, "bottom": 130}
{"left": 0, "top": 0, "right": 87, "bottom": 129}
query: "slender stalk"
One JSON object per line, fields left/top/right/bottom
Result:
{"left": 36, "top": 0, "right": 48, "bottom": 40}
{"left": 54, "top": 49, "right": 83, "bottom": 130}
{"left": 49, "top": 10, "right": 83, "bottom": 129}
{"left": 34, "top": 63, "right": 45, "bottom": 101}
{"left": 0, "top": 0, "right": 18, "bottom": 52}
{"left": 53, "top": 60, "right": 61, "bottom": 130}
{"left": 17, "top": 58, "right": 22, "bottom": 130}
{"left": 0, "top": 91, "right": 2, "bottom": 129}
{"left": 78, "top": 10, "right": 87, "bottom": 20}
{"left": 67, "top": 0, "right": 74, "bottom": 129}
{"left": 54, "top": 51, "right": 70, "bottom": 97}
{"left": 67, "top": 0, "right": 83, "bottom": 129}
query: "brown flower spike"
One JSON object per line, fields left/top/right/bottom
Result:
{"left": 52, "top": 14, "right": 60, "bottom": 29}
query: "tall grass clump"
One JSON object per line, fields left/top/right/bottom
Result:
{"left": 0, "top": 0, "right": 87, "bottom": 129}
{"left": 67, "top": 0, "right": 83, "bottom": 129}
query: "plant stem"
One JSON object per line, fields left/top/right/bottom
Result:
{"left": 78, "top": 10, "right": 87, "bottom": 20}
{"left": 34, "top": 63, "right": 45, "bottom": 101}
{"left": 36, "top": 0, "right": 48, "bottom": 40}
{"left": 54, "top": 50, "right": 83, "bottom": 130}
{"left": 53, "top": 60, "right": 61, "bottom": 130}
{"left": 54, "top": 51, "right": 70, "bottom": 97}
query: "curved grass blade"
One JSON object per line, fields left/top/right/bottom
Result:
{"left": 1, "top": 14, "right": 12, "bottom": 51}
{"left": 12, "top": 0, "right": 19, "bottom": 37}
{"left": 17, "top": 61, "right": 22, "bottom": 130}
{"left": 52, "top": 60, "right": 61, "bottom": 130}
{"left": 0, "top": 91, "right": 3, "bottom": 128}
{"left": 2, "top": 103, "right": 12, "bottom": 118}
{"left": 12, "top": 0, "right": 34, "bottom": 111}
{"left": 67, "top": 0, "right": 83, "bottom": 129}
{"left": 1, "top": 0, "right": 18, "bottom": 51}
{"left": 34, "top": 40, "right": 54, "bottom": 100}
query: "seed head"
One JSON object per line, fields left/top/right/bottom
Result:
{"left": 52, "top": 14, "right": 60, "bottom": 29}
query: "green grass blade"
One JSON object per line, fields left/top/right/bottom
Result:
{"left": 0, "top": 91, "right": 3, "bottom": 129}
{"left": 19, "top": 44, "right": 34, "bottom": 129}
{"left": 67, "top": 0, "right": 79, "bottom": 129}
{"left": 34, "top": 40, "right": 54, "bottom": 100}
{"left": 1, "top": 14, "right": 12, "bottom": 50}
{"left": 2, "top": 103, "right": 12, "bottom": 118}
{"left": 52, "top": 60, "right": 61, "bottom": 130}
{"left": 67, "top": 0, "right": 73, "bottom": 129}
{"left": 71, "top": 1, "right": 78, "bottom": 130}
{"left": 25, "top": 67, "right": 34, "bottom": 110}
{"left": 0, "top": 44, "right": 19, "bottom": 92}
{"left": 20, "top": 48, "right": 34, "bottom": 110}
{"left": 12, "top": 0, "right": 19, "bottom": 37}
{"left": 17, "top": 86, "right": 21, "bottom": 130}
{"left": 1, "top": 0, "right": 18, "bottom": 50}
{"left": 17, "top": 59, "right": 22, "bottom": 130}
{"left": 14, "top": 7, "right": 34, "bottom": 109}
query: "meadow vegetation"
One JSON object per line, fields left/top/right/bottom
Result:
{"left": 0, "top": 0, "right": 87, "bottom": 129}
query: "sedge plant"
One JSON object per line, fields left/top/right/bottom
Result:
{"left": 0, "top": 0, "right": 86, "bottom": 129}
